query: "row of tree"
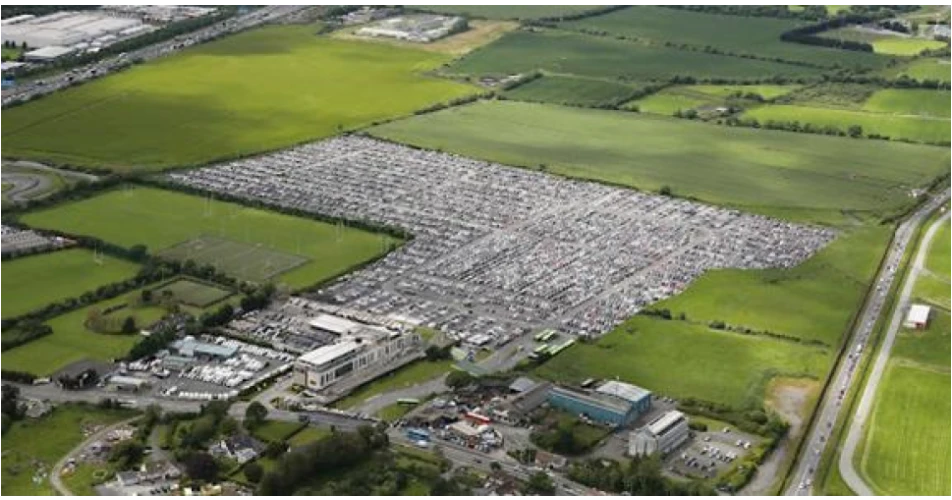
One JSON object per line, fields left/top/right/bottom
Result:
{"left": 568, "top": 455, "right": 713, "bottom": 495}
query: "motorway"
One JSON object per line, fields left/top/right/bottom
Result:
{"left": 838, "top": 204, "right": 951, "bottom": 495}
{"left": 1, "top": 6, "right": 309, "bottom": 107}
{"left": 784, "top": 190, "right": 950, "bottom": 495}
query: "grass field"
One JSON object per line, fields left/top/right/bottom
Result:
{"left": 20, "top": 187, "right": 399, "bottom": 289}
{"left": 504, "top": 74, "right": 638, "bottom": 106}
{"left": 409, "top": 5, "right": 606, "bottom": 20}
{"left": 150, "top": 277, "right": 233, "bottom": 308}
{"left": 863, "top": 88, "right": 951, "bottom": 118}
{"left": 2, "top": 285, "right": 169, "bottom": 375}
{"left": 660, "top": 224, "right": 891, "bottom": 346}
{"left": 881, "top": 58, "right": 951, "bottom": 82}
{"left": 449, "top": 30, "right": 822, "bottom": 81}
{"left": 913, "top": 218, "right": 951, "bottom": 308}
{"left": 370, "top": 100, "right": 949, "bottom": 219}
{"left": 1, "top": 405, "right": 134, "bottom": 496}
{"left": 558, "top": 6, "right": 889, "bottom": 68}
{"left": 534, "top": 315, "right": 831, "bottom": 409}
{"left": 820, "top": 27, "right": 947, "bottom": 56}
{"left": 628, "top": 84, "right": 800, "bottom": 114}
{"left": 925, "top": 218, "right": 950, "bottom": 276}
{"left": 1, "top": 248, "right": 140, "bottom": 319}
{"left": 743, "top": 103, "right": 950, "bottom": 143}
{"left": 333, "top": 359, "right": 453, "bottom": 410}
{"left": 862, "top": 365, "right": 950, "bottom": 495}
{"left": 1, "top": 46, "right": 22, "bottom": 61}
{"left": 287, "top": 426, "right": 331, "bottom": 448}
{"left": 158, "top": 235, "right": 309, "bottom": 283}
{"left": 252, "top": 420, "right": 304, "bottom": 443}
{"left": 1, "top": 24, "right": 476, "bottom": 171}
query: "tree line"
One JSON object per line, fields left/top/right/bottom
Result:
{"left": 568, "top": 454, "right": 712, "bottom": 495}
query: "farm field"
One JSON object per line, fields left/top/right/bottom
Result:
{"left": 150, "top": 277, "right": 233, "bottom": 308}
{"left": 409, "top": 5, "right": 606, "bottom": 20}
{"left": 742, "top": 103, "right": 950, "bottom": 143}
{"left": 1, "top": 248, "right": 140, "bottom": 319}
{"left": 861, "top": 365, "right": 950, "bottom": 495}
{"left": 504, "top": 74, "right": 638, "bottom": 106}
{"left": 891, "top": 310, "right": 951, "bottom": 369}
{"left": 370, "top": 100, "right": 949, "bottom": 219}
{"left": 914, "top": 218, "right": 951, "bottom": 308}
{"left": 881, "top": 57, "right": 951, "bottom": 82}
{"left": 2, "top": 284, "right": 170, "bottom": 375}
{"left": 20, "top": 187, "right": 399, "bottom": 289}
{"left": 925, "top": 218, "right": 950, "bottom": 276}
{"left": 659, "top": 224, "right": 891, "bottom": 346}
{"left": 534, "top": 315, "right": 832, "bottom": 409}
{"left": 558, "top": 6, "right": 889, "bottom": 68}
{"left": 862, "top": 88, "right": 951, "bottom": 118}
{"left": 1, "top": 405, "right": 134, "bottom": 496}
{"left": 1, "top": 24, "right": 476, "bottom": 171}
{"left": 448, "top": 30, "right": 823, "bottom": 81}
{"left": 820, "top": 27, "right": 947, "bottom": 55}
{"left": 628, "top": 84, "right": 800, "bottom": 114}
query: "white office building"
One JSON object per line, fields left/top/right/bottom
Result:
{"left": 629, "top": 410, "right": 690, "bottom": 457}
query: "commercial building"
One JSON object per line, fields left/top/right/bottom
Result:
{"left": 294, "top": 317, "right": 422, "bottom": 391}
{"left": 595, "top": 380, "right": 653, "bottom": 415}
{"left": 904, "top": 304, "right": 931, "bottom": 329}
{"left": 548, "top": 386, "right": 637, "bottom": 427}
{"left": 2, "top": 11, "right": 145, "bottom": 49}
{"left": 356, "top": 14, "right": 467, "bottom": 43}
{"left": 170, "top": 337, "right": 238, "bottom": 360}
{"left": 308, "top": 313, "right": 360, "bottom": 336}
{"left": 628, "top": 410, "right": 689, "bottom": 457}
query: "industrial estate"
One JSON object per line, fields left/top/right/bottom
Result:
{"left": 1, "top": 4, "right": 949, "bottom": 498}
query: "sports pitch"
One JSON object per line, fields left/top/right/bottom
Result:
{"left": 20, "top": 187, "right": 400, "bottom": 289}
{"left": 150, "top": 277, "right": 234, "bottom": 308}
{"left": 1, "top": 23, "right": 476, "bottom": 171}
{"left": 370, "top": 100, "right": 949, "bottom": 218}
{"left": 1, "top": 248, "right": 140, "bottom": 319}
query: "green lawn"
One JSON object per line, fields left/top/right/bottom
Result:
{"left": 862, "top": 364, "right": 950, "bottom": 495}
{"left": 631, "top": 91, "right": 714, "bottom": 115}
{"left": 892, "top": 310, "right": 951, "bottom": 369}
{"left": 1, "top": 248, "right": 140, "bottom": 319}
{"left": 925, "top": 218, "right": 950, "bottom": 276}
{"left": 449, "top": 30, "right": 822, "bottom": 82}
{"left": 287, "top": 426, "right": 332, "bottom": 448}
{"left": 410, "top": 5, "right": 606, "bottom": 20}
{"left": 660, "top": 224, "right": 891, "bottom": 346}
{"left": 743, "top": 103, "right": 950, "bottom": 144}
{"left": 914, "top": 218, "right": 951, "bottom": 309}
{"left": 820, "top": 27, "right": 947, "bottom": 56}
{"left": 535, "top": 315, "right": 832, "bottom": 409}
{"left": 377, "top": 402, "right": 415, "bottom": 422}
{"left": 251, "top": 420, "right": 303, "bottom": 443}
{"left": 150, "top": 277, "right": 233, "bottom": 308}
{"left": 2, "top": 284, "right": 169, "bottom": 375}
{"left": 558, "top": 6, "right": 889, "bottom": 68}
{"left": 1, "top": 405, "right": 134, "bottom": 496}
{"left": 20, "top": 187, "right": 400, "bottom": 289}
{"left": 504, "top": 74, "right": 638, "bottom": 107}
{"left": 1, "top": 46, "right": 22, "bottom": 61}
{"left": 333, "top": 359, "right": 453, "bottom": 409}
{"left": 371, "top": 100, "right": 949, "bottom": 219}
{"left": 1, "top": 24, "right": 476, "bottom": 171}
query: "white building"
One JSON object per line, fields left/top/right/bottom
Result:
{"left": 2, "top": 11, "right": 144, "bottom": 49}
{"left": 294, "top": 322, "right": 421, "bottom": 391}
{"left": 904, "top": 304, "right": 931, "bottom": 329}
{"left": 629, "top": 410, "right": 689, "bottom": 457}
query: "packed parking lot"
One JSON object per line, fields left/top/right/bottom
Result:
{"left": 169, "top": 136, "right": 836, "bottom": 340}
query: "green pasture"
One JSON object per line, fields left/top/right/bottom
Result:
{"left": 881, "top": 58, "right": 950, "bottom": 82}
{"left": 630, "top": 84, "right": 800, "bottom": 114}
{"left": 821, "top": 27, "right": 947, "bottom": 56}
{"left": 288, "top": 426, "right": 332, "bottom": 448}
{"left": 150, "top": 277, "right": 233, "bottom": 308}
{"left": 660, "top": 224, "right": 891, "bottom": 346}
{"left": 534, "top": 315, "right": 831, "bottom": 409}
{"left": 410, "top": 5, "right": 605, "bottom": 20}
{"left": 558, "top": 6, "right": 889, "bottom": 68}
{"left": 1, "top": 24, "right": 475, "bottom": 171}
{"left": 370, "top": 100, "right": 949, "bottom": 219}
{"left": 504, "top": 74, "right": 638, "bottom": 106}
{"left": 1, "top": 405, "right": 134, "bottom": 495}
{"left": 925, "top": 218, "right": 950, "bottom": 276}
{"left": 892, "top": 310, "right": 951, "bottom": 369}
{"left": 630, "top": 91, "right": 713, "bottom": 115}
{"left": 863, "top": 88, "right": 951, "bottom": 118}
{"left": 742, "top": 103, "right": 950, "bottom": 143}
{"left": 252, "top": 420, "right": 304, "bottom": 443}
{"left": 689, "top": 84, "right": 801, "bottom": 99}
{"left": 2, "top": 285, "right": 169, "bottom": 375}
{"left": 1, "top": 248, "right": 140, "bottom": 319}
{"left": 449, "top": 30, "right": 822, "bottom": 81}
{"left": 862, "top": 364, "right": 950, "bottom": 495}
{"left": 20, "top": 187, "right": 399, "bottom": 289}
{"left": 333, "top": 359, "right": 453, "bottom": 410}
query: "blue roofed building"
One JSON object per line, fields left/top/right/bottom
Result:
{"left": 546, "top": 380, "right": 652, "bottom": 428}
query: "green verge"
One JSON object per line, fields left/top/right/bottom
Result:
{"left": 332, "top": 359, "right": 452, "bottom": 410}
{"left": 1, "top": 23, "right": 476, "bottom": 171}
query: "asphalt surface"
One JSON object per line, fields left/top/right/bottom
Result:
{"left": 838, "top": 205, "right": 951, "bottom": 495}
{"left": 784, "top": 190, "right": 950, "bottom": 496}
{"left": 50, "top": 416, "right": 142, "bottom": 496}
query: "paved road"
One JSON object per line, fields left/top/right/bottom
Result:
{"left": 838, "top": 205, "right": 951, "bottom": 495}
{"left": 5, "top": 160, "right": 100, "bottom": 182}
{"left": 2, "top": 173, "right": 51, "bottom": 202}
{"left": 784, "top": 190, "right": 950, "bottom": 495}
{"left": 50, "top": 416, "right": 142, "bottom": 496}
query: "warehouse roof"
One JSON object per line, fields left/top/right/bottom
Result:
{"left": 509, "top": 376, "right": 539, "bottom": 394}
{"left": 550, "top": 385, "right": 631, "bottom": 414}
{"left": 647, "top": 410, "right": 686, "bottom": 436}
{"left": 309, "top": 314, "right": 360, "bottom": 335}
{"left": 108, "top": 375, "right": 149, "bottom": 387}
{"left": 172, "top": 338, "right": 237, "bottom": 358}
{"left": 298, "top": 341, "right": 360, "bottom": 368}
{"left": 906, "top": 304, "right": 931, "bottom": 325}
{"left": 595, "top": 380, "right": 652, "bottom": 405}
{"left": 24, "top": 45, "right": 75, "bottom": 60}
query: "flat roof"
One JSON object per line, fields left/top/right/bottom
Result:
{"left": 298, "top": 341, "right": 360, "bottom": 368}
{"left": 907, "top": 304, "right": 931, "bottom": 324}
{"left": 647, "top": 410, "right": 686, "bottom": 436}
{"left": 595, "top": 380, "right": 652, "bottom": 405}
{"left": 509, "top": 376, "right": 539, "bottom": 393}
{"left": 309, "top": 314, "right": 360, "bottom": 335}
{"left": 172, "top": 338, "right": 237, "bottom": 358}
{"left": 550, "top": 386, "right": 630, "bottom": 414}
{"left": 24, "top": 45, "right": 74, "bottom": 58}
{"left": 109, "top": 375, "right": 148, "bottom": 387}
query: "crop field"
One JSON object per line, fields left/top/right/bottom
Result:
{"left": 820, "top": 27, "right": 947, "bottom": 56}
{"left": 558, "top": 6, "right": 889, "bottom": 68}
{"left": 448, "top": 30, "right": 823, "bottom": 81}
{"left": 1, "top": 248, "right": 140, "bottom": 319}
{"left": 20, "top": 187, "right": 399, "bottom": 289}
{"left": 863, "top": 89, "right": 951, "bottom": 118}
{"left": 862, "top": 365, "right": 950, "bottom": 495}
{"left": 150, "top": 277, "right": 234, "bottom": 308}
{"left": 534, "top": 315, "right": 831, "bottom": 409}
{"left": 1, "top": 24, "right": 476, "bottom": 171}
{"left": 2, "top": 285, "right": 169, "bottom": 375}
{"left": 742, "top": 103, "right": 950, "bottom": 143}
{"left": 504, "top": 75, "right": 638, "bottom": 106}
{"left": 370, "top": 100, "right": 949, "bottom": 219}
{"left": 881, "top": 58, "right": 951, "bottom": 82}
{"left": 1, "top": 405, "right": 134, "bottom": 496}
{"left": 409, "top": 5, "right": 606, "bottom": 20}
{"left": 629, "top": 84, "right": 801, "bottom": 114}
{"left": 660, "top": 224, "right": 891, "bottom": 346}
